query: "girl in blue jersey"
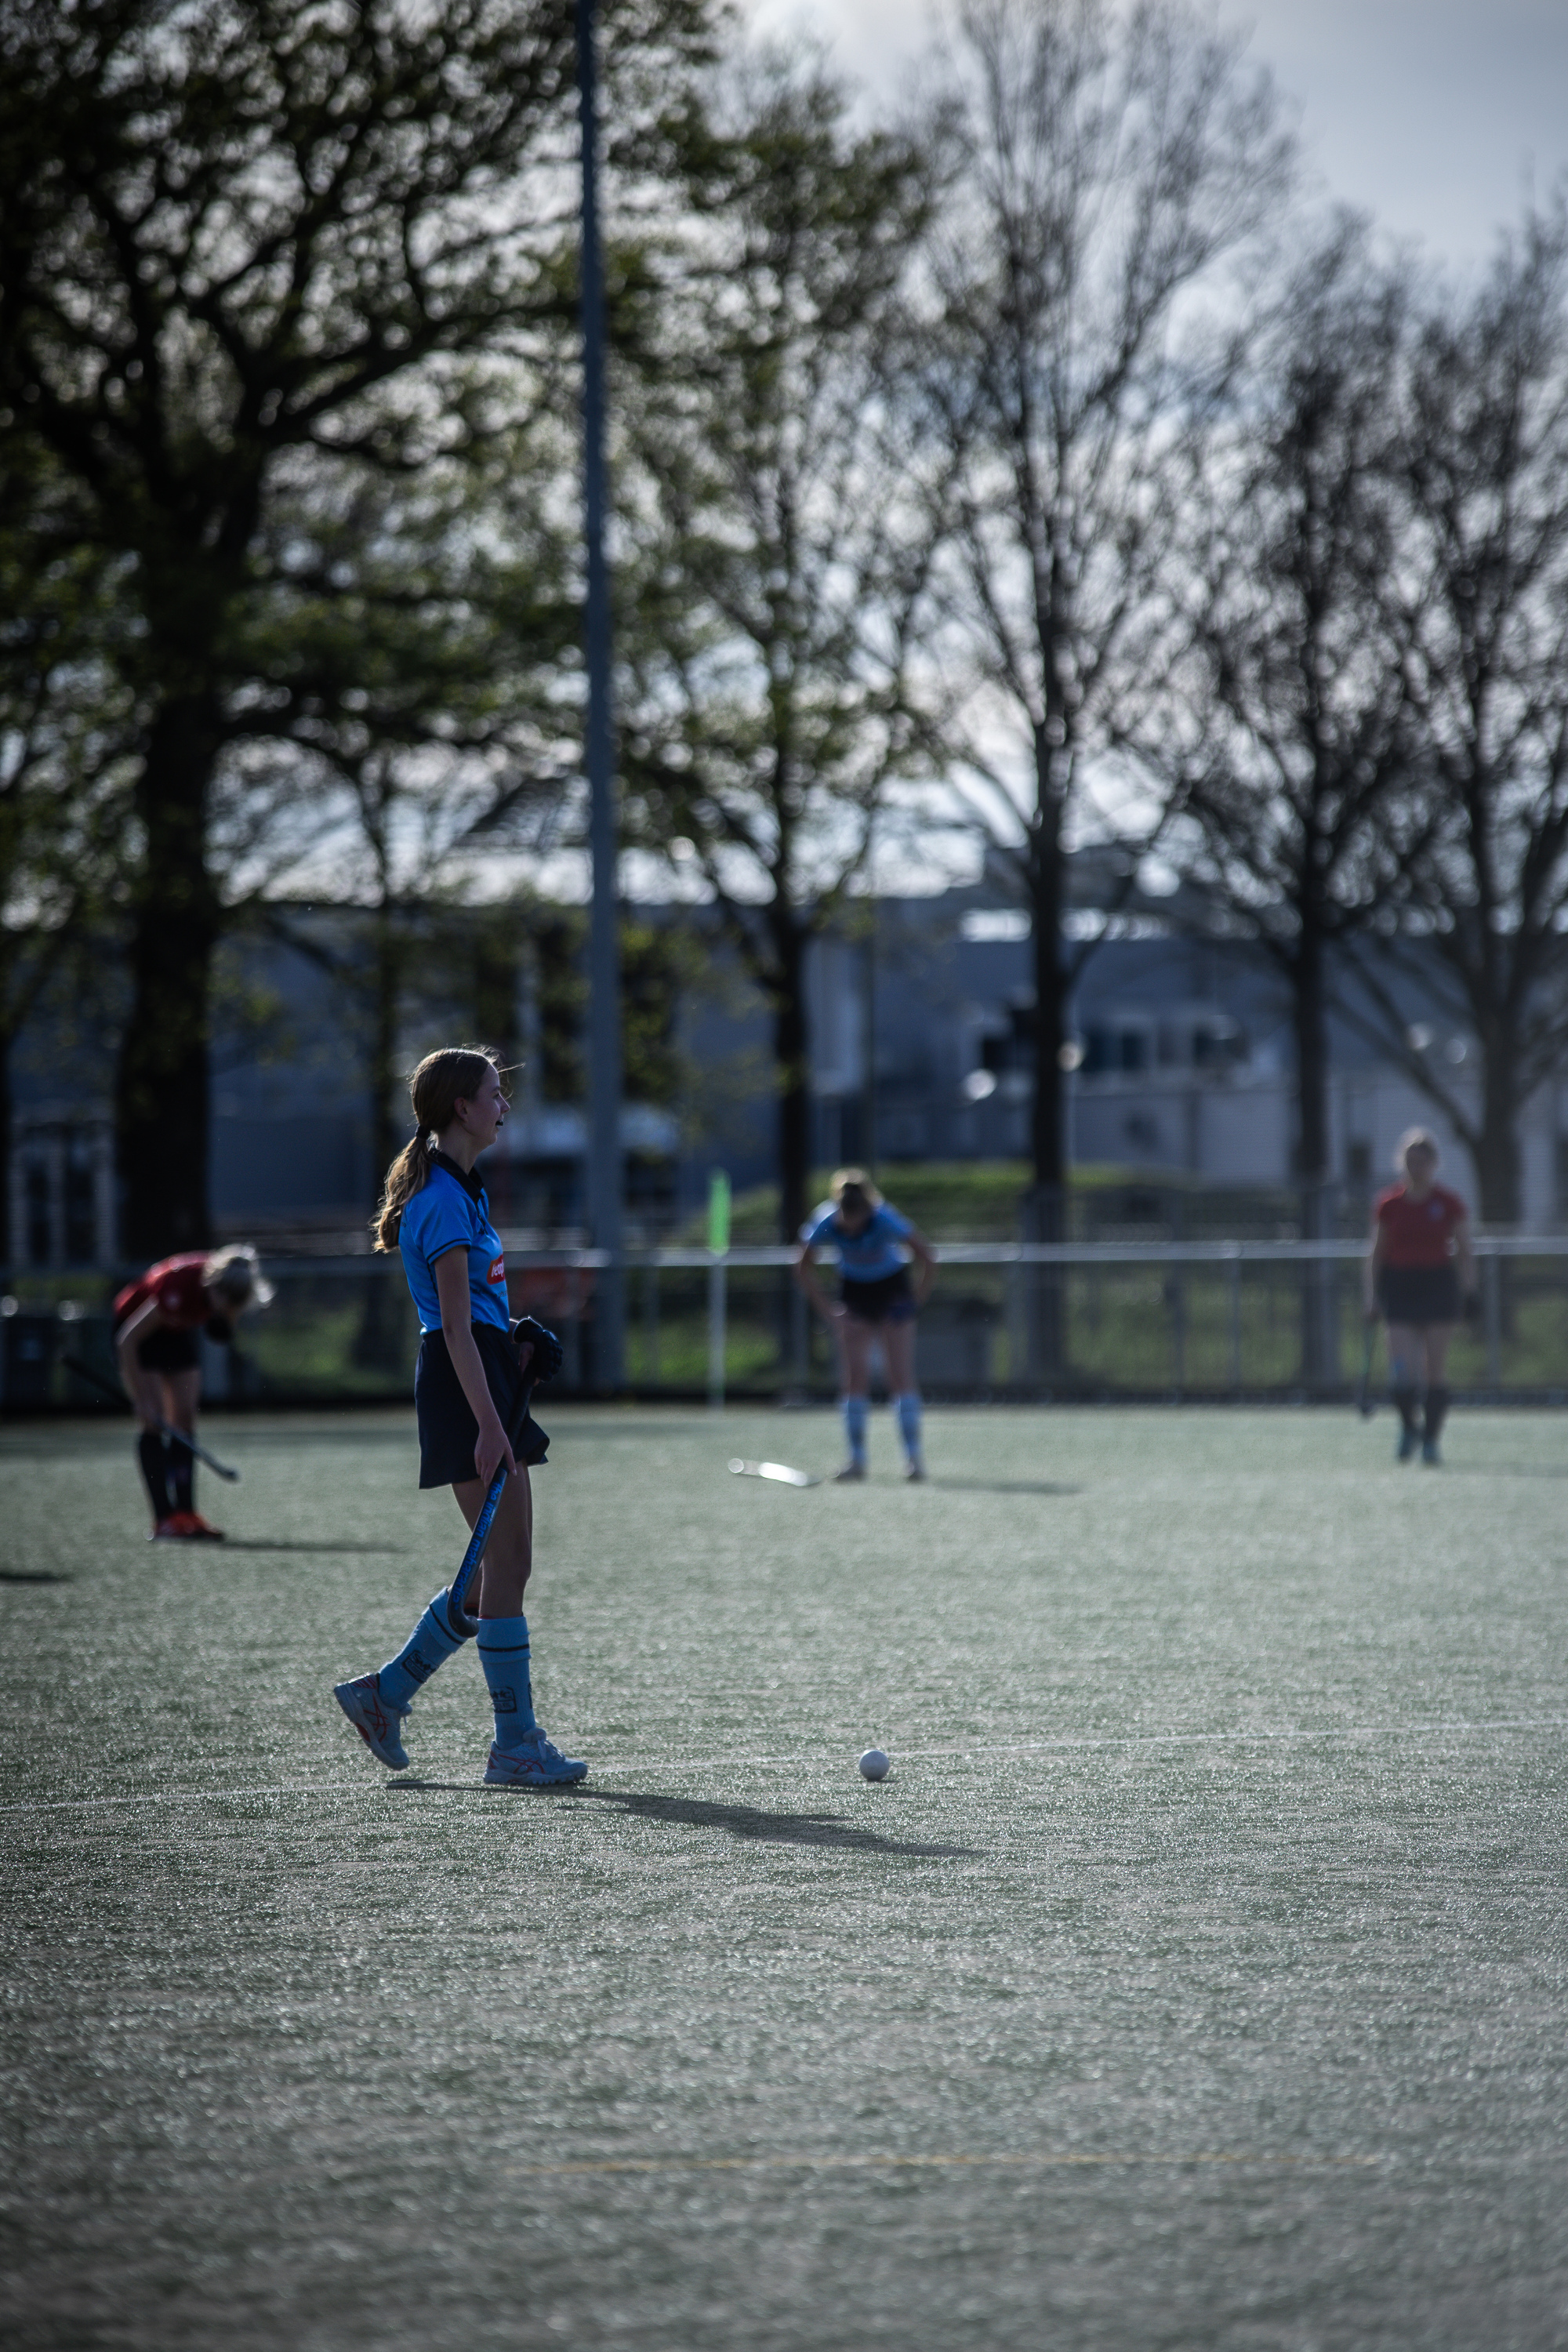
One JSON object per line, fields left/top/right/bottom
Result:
{"left": 793, "top": 1168, "right": 937, "bottom": 1481}
{"left": 332, "top": 1046, "right": 586, "bottom": 1788}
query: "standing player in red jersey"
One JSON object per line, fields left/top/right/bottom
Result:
{"left": 113, "top": 1246, "right": 273, "bottom": 1537}
{"left": 1365, "top": 1129, "right": 1476, "bottom": 1465}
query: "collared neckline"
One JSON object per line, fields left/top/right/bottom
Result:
{"left": 431, "top": 1148, "right": 485, "bottom": 1205}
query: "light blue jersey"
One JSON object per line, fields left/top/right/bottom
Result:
{"left": 804, "top": 1201, "right": 913, "bottom": 1283}
{"left": 398, "top": 1158, "right": 510, "bottom": 1334}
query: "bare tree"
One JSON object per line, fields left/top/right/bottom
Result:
{"left": 1175, "top": 220, "right": 1419, "bottom": 1283}
{"left": 915, "top": 0, "right": 1291, "bottom": 1279}
{"left": 1340, "top": 200, "right": 1568, "bottom": 1227}
{"left": 617, "top": 49, "right": 938, "bottom": 1241}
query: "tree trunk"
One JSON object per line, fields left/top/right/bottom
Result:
{"left": 1292, "top": 921, "right": 1331, "bottom": 1196}
{"left": 1474, "top": 1041, "right": 1522, "bottom": 1226}
{"left": 1291, "top": 920, "right": 1337, "bottom": 1385}
{"left": 114, "top": 695, "right": 223, "bottom": 1258}
{"left": 352, "top": 898, "right": 408, "bottom": 1374}
{"left": 1025, "top": 730, "right": 1068, "bottom": 1377}
{"left": 0, "top": 1034, "right": 10, "bottom": 1265}
{"left": 1028, "top": 732, "right": 1068, "bottom": 1194}
{"left": 773, "top": 916, "right": 811, "bottom": 1245}
{"left": 367, "top": 900, "right": 403, "bottom": 1202}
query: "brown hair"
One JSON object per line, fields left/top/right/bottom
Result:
{"left": 829, "top": 1167, "right": 883, "bottom": 1218}
{"left": 373, "top": 1047, "right": 504, "bottom": 1252}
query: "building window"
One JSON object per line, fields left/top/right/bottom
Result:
{"left": 64, "top": 1137, "right": 97, "bottom": 1263}
{"left": 24, "top": 1160, "right": 51, "bottom": 1265}
{"left": 10, "top": 1118, "right": 111, "bottom": 1268}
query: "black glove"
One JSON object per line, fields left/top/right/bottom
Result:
{"left": 510, "top": 1315, "right": 564, "bottom": 1384}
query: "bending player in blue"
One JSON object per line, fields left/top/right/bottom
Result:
{"left": 793, "top": 1168, "right": 937, "bottom": 1481}
{"left": 333, "top": 1045, "right": 586, "bottom": 1788}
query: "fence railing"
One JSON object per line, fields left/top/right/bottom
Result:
{"left": 6, "top": 1236, "right": 1568, "bottom": 1409}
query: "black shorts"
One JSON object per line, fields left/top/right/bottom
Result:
{"left": 118, "top": 1323, "right": 201, "bottom": 1375}
{"left": 840, "top": 1267, "right": 916, "bottom": 1324}
{"left": 1378, "top": 1264, "right": 1461, "bottom": 1326}
{"left": 415, "top": 1321, "right": 550, "bottom": 1490}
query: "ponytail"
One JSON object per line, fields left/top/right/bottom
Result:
{"left": 373, "top": 1132, "right": 436, "bottom": 1252}
{"left": 372, "top": 1045, "right": 506, "bottom": 1251}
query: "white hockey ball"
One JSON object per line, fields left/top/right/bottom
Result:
{"left": 858, "top": 1747, "right": 891, "bottom": 1781}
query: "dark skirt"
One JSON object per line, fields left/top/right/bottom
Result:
{"left": 840, "top": 1266, "right": 916, "bottom": 1324}
{"left": 120, "top": 1323, "right": 201, "bottom": 1374}
{"left": 1377, "top": 1263, "right": 1461, "bottom": 1327}
{"left": 415, "top": 1321, "right": 550, "bottom": 1489}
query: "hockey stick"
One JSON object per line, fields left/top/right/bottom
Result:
{"left": 728, "top": 1457, "right": 822, "bottom": 1489}
{"left": 63, "top": 1352, "right": 241, "bottom": 1482}
{"left": 1355, "top": 1323, "right": 1377, "bottom": 1419}
{"left": 447, "top": 1372, "right": 537, "bottom": 1622}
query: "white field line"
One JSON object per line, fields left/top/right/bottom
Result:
{"left": 2, "top": 1714, "right": 1566, "bottom": 1815}
{"left": 515, "top": 2150, "right": 1381, "bottom": 2179}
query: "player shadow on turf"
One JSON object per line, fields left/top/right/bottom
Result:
{"left": 927, "top": 1479, "right": 1082, "bottom": 1497}
{"left": 1440, "top": 1464, "right": 1568, "bottom": 1478}
{"left": 577, "top": 1788, "right": 978, "bottom": 1857}
{"left": 0, "top": 1568, "right": 71, "bottom": 1583}
{"left": 217, "top": 1540, "right": 405, "bottom": 1552}
{"left": 388, "top": 1779, "right": 976, "bottom": 1857}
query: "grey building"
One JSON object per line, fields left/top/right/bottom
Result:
{"left": 8, "top": 877, "right": 1566, "bottom": 1270}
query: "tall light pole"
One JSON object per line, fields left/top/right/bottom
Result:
{"left": 577, "top": 0, "right": 623, "bottom": 1388}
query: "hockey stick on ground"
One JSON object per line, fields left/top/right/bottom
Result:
{"left": 1355, "top": 1323, "right": 1377, "bottom": 1419}
{"left": 63, "top": 1352, "right": 241, "bottom": 1481}
{"left": 447, "top": 1373, "right": 537, "bottom": 1621}
{"left": 728, "top": 1457, "right": 822, "bottom": 1489}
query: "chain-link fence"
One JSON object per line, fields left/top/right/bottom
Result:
{"left": 6, "top": 1237, "right": 1568, "bottom": 1409}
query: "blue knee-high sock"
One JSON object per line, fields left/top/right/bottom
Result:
{"left": 477, "top": 1616, "right": 537, "bottom": 1751}
{"left": 376, "top": 1589, "right": 474, "bottom": 1709}
{"left": 842, "top": 1394, "right": 869, "bottom": 1467}
{"left": 895, "top": 1391, "right": 922, "bottom": 1461}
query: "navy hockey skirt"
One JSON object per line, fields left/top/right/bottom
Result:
{"left": 415, "top": 1321, "right": 550, "bottom": 1489}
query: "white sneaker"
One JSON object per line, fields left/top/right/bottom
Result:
{"left": 333, "top": 1674, "right": 410, "bottom": 1770}
{"left": 903, "top": 1457, "right": 927, "bottom": 1482}
{"left": 484, "top": 1728, "right": 587, "bottom": 1788}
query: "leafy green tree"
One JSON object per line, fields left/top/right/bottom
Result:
{"left": 616, "top": 49, "right": 937, "bottom": 1240}
{"left": 0, "top": 0, "right": 709, "bottom": 1254}
{"left": 0, "top": 447, "right": 133, "bottom": 1257}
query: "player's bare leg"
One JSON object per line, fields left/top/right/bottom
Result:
{"left": 452, "top": 1464, "right": 532, "bottom": 1615}
{"left": 1385, "top": 1319, "right": 1423, "bottom": 1461}
{"left": 1418, "top": 1323, "right": 1455, "bottom": 1463}
{"left": 835, "top": 1313, "right": 874, "bottom": 1479}
{"left": 883, "top": 1318, "right": 925, "bottom": 1479}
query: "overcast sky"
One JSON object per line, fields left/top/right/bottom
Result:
{"left": 746, "top": 0, "right": 1568, "bottom": 272}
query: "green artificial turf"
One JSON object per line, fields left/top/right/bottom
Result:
{"left": 2, "top": 1404, "right": 1566, "bottom": 2350}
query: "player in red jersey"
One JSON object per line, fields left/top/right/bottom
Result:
{"left": 113, "top": 1246, "right": 272, "bottom": 1537}
{"left": 1364, "top": 1130, "right": 1475, "bottom": 1465}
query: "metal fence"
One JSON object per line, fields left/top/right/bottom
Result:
{"left": 7, "top": 1236, "right": 1568, "bottom": 1410}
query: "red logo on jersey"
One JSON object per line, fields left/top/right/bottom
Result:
{"left": 488, "top": 1254, "right": 506, "bottom": 1284}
